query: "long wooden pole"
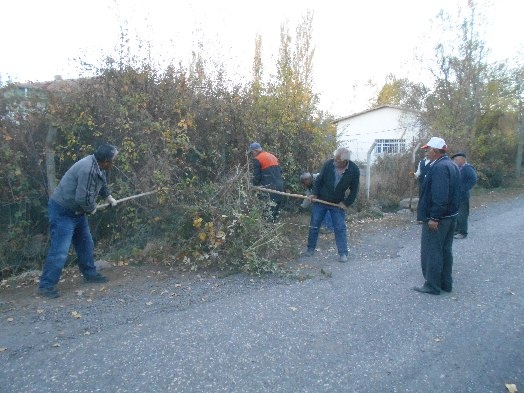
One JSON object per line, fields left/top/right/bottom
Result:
{"left": 96, "top": 190, "right": 158, "bottom": 210}
{"left": 252, "top": 186, "right": 343, "bottom": 209}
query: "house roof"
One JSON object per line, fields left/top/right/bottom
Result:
{"left": 333, "top": 105, "right": 421, "bottom": 124}
{"left": 7, "top": 76, "right": 79, "bottom": 94}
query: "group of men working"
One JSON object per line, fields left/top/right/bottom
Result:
{"left": 36, "top": 138, "right": 475, "bottom": 298}
{"left": 247, "top": 143, "right": 359, "bottom": 263}
{"left": 248, "top": 136, "right": 477, "bottom": 296}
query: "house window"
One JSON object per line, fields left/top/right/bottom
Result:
{"left": 374, "top": 139, "right": 406, "bottom": 154}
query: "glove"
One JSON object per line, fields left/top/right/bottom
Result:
{"left": 106, "top": 195, "right": 117, "bottom": 207}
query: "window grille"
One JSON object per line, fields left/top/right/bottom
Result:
{"left": 374, "top": 139, "right": 406, "bottom": 154}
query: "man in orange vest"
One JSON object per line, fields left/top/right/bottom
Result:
{"left": 247, "top": 142, "right": 284, "bottom": 221}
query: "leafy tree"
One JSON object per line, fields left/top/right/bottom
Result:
{"left": 422, "top": 1, "right": 520, "bottom": 186}
{"left": 374, "top": 74, "right": 428, "bottom": 111}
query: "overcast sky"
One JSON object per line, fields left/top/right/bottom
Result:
{"left": 1, "top": 0, "right": 522, "bottom": 117}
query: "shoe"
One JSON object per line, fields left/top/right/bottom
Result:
{"left": 84, "top": 273, "right": 109, "bottom": 283}
{"left": 338, "top": 255, "right": 348, "bottom": 263}
{"left": 304, "top": 249, "right": 315, "bottom": 257}
{"left": 454, "top": 233, "right": 466, "bottom": 239}
{"left": 412, "top": 285, "right": 440, "bottom": 295}
{"left": 441, "top": 287, "right": 452, "bottom": 293}
{"left": 38, "top": 287, "right": 60, "bottom": 298}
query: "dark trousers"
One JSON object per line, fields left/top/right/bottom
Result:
{"left": 456, "top": 197, "right": 470, "bottom": 235}
{"left": 420, "top": 217, "right": 456, "bottom": 292}
{"left": 259, "top": 193, "right": 283, "bottom": 221}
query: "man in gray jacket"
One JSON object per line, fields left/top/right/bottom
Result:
{"left": 38, "top": 144, "right": 118, "bottom": 298}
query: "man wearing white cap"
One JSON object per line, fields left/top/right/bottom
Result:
{"left": 414, "top": 137, "right": 460, "bottom": 295}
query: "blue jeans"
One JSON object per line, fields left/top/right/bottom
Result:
{"left": 39, "top": 200, "right": 97, "bottom": 289}
{"left": 322, "top": 211, "right": 334, "bottom": 231}
{"left": 307, "top": 203, "right": 348, "bottom": 256}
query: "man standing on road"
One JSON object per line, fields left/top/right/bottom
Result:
{"left": 304, "top": 147, "right": 360, "bottom": 263}
{"left": 451, "top": 152, "right": 477, "bottom": 239}
{"left": 247, "top": 142, "right": 284, "bottom": 221}
{"left": 38, "top": 143, "right": 119, "bottom": 299}
{"left": 414, "top": 137, "right": 460, "bottom": 295}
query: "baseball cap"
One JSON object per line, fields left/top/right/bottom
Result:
{"left": 247, "top": 142, "right": 262, "bottom": 153}
{"left": 421, "top": 137, "right": 447, "bottom": 150}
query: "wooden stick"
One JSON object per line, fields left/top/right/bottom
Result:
{"left": 96, "top": 190, "right": 158, "bottom": 210}
{"left": 252, "top": 186, "right": 344, "bottom": 209}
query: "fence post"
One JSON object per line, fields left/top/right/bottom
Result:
{"left": 366, "top": 141, "right": 377, "bottom": 200}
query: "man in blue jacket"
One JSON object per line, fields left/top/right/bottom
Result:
{"left": 451, "top": 152, "right": 477, "bottom": 239}
{"left": 38, "top": 144, "right": 118, "bottom": 298}
{"left": 304, "top": 147, "right": 360, "bottom": 263}
{"left": 414, "top": 137, "right": 460, "bottom": 295}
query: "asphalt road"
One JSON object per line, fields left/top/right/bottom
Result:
{"left": 1, "top": 195, "right": 523, "bottom": 392}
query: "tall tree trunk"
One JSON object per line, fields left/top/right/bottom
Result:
{"left": 45, "top": 125, "right": 57, "bottom": 196}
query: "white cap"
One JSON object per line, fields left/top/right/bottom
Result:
{"left": 422, "top": 137, "right": 447, "bottom": 150}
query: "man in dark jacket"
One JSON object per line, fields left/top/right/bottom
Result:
{"left": 414, "top": 137, "right": 460, "bottom": 295}
{"left": 451, "top": 152, "right": 477, "bottom": 239}
{"left": 305, "top": 147, "right": 360, "bottom": 263}
{"left": 38, "top": 143, "right": 118, "bottom": 298}
{"left": 247, "top": 142, "right": 284, "bottom": 221}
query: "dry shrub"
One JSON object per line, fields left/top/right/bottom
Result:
{"left": 370, "top": 153, "right": 415, "bottom": 211}
{"left": 133, "top": 165, "right": 294, "bottom": 275}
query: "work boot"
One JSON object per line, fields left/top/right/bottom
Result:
{"left": 304, "top": 249, "right": 315, "bottom": 257}
{"left": 37, "top": 287, "right": 60, "bottom": 299}
{"left": 84, "top": 273, "right": 109, "bottom": 283}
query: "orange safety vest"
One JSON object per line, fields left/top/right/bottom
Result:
{"left": 255, "top": 151, "right": 279, "bottom": 170}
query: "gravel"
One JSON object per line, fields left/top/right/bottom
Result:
{"left": 1, "top": 194, "right": 522, "bottom": 392}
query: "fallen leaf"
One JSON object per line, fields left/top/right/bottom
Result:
{"left": 52, "top": 343, "right": 60, "bottom": 347}
{"left": 71, "top": 311, "right": 81, "bottom": 319}
{"left": 84, "top": 331, "right": 91, "bottom": 335}
{"left": 145, "top": 301, "right": 153, "bottom": 306}
{"left": 434, "top": 337, "right": 442, "bottom": 343}
{"left": 505, "top": 383, "right": 518, "bottom": 393}
{"left": 36, "top": 309, "right": 44, "bottom": 314}
{"left": 289, "top": 307, "right": 298, "bottom": 312}
{"left": 0, "top": 347, "right": 7, "bottom": 352}
{"left": 7, "top": 317, "right": 14, "bottom": 322}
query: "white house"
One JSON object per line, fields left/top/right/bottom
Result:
{"left": 334, "top": 105, "right": 424, "bottom": 163}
